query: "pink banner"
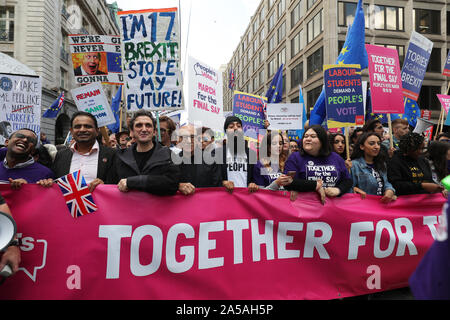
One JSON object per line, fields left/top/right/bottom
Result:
{"left": 366, "top": 44, "right": 404, "bottom": 114}
{"left": 0, "top": 185, "right": 445, "bottom": 300}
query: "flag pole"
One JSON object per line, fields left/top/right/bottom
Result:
{"left": 345, "top": 126, "right": 351, "bottom": 172}
{"left": 387, "top": 113, "right": 393, "bottom": 150}
{"left": 156, "top": 111, "right": 162, "bottom": 142}
{"left": 119, "top": 86, "right": 124, "bottom": 132}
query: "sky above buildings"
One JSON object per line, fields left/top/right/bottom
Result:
{"left": 110, "top": 0, "right": 261, "bottom": 72}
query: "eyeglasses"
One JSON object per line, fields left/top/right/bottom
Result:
{"left": 14, "top": 133, "right": 37, "bottom": 145}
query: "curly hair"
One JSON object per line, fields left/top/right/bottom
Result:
{"left": 398, "top": 132, "right": 424, "bottom": 155}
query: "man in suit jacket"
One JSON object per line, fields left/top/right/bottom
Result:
{"left": 74, "top": 53, "right": 106, "bottom": 76}
{"left": 51, "top": 111, "right": 116, "bottom": 192}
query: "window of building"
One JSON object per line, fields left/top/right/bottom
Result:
{"left": 278, "top": 0, "right": 286, "bottom": 19}
{"left": 291, "top": 0, "right": 304, "bottom": 28}
{"left": 268, "top": 12, "right": 275, "bottom": 30}
{"left": 419, "top": 86, "right": 441, "bottom": 111}
{"left": 307, "top": 85, "right": 322, "bottom": 115}
{"left": 448, "top": 12, "right": 450, "bottom": 35}
{"left": 260, "top": 48, "right": 265, "bottom": 65}
{"left": 291, "top": 62, "right": 304, "bottom": 88}
{"left": 373, "top": 5, "right": 404, "bottom": 31}
{"left": 338, "top": 2, "right": 370, "bottom": 28}
{"left": 268, "top": 35, "right": 275, "bottom": 53}
{"left": 269, "top": 58, "right": 276, "bottom": 77}
{"left": 0, "top": 7, "right": 14, "bottom": 42}
{"left": 307, "top": 0, "right": 317, "bottom": 10}
{"left": 414, "top": 9, "right": 440, "bottom": 35}
{"left": 269, "top": 0, "right": 275, "bottom": 8}
{"left": 277, "top": 21, "right": 286, "bottom": 45}
{"left": 278, "top": 47, "right": 286, "bottom": 66}
{"left": 427, "top": 47, "right": 441, "bottom": 73}
{"left": 253, "top": 77, "right": 259, "bottom": 91}
{"left": 259, "top": 69, "right": 265, "bottom": 87}
{"left": 260, "top": 27, "right": 265, "bottom": 44}
{"left": 291, "top": 33, "right": 300, "bottom": 57}
{"left": 307, "top": 47, "right": 323, "bottom": 78}
{"left": 60, "top": 68, "right": 67, "bottom": 89}
{"left": 307, "top": 10, "right": 323, "bottom": 43}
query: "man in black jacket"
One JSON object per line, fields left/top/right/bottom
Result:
{"left": 215, "top": 116, "right": 258, "bottom": 193}
{"left": 113, "top": 110, "right": 180, "bottom": 196}
{"left": 176, "top": 124, "right": 222, "bottom": 196}
{"left": 51, "top": 111, "right": 116, "bottom": 192}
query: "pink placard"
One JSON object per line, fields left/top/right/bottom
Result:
{"left": 0, "top": 185, "right": 444, "bottom": 300}
{"left": 366, "top": 44, "right": 404, "bottom": 114}
{"left": 437, "top": 94, "right": 450, "bottom": 114}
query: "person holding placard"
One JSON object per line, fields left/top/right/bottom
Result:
{"left": 387, "top": 133, "right": 443, "bottom": 196}
{"left": 284, "top": 125, "right": 352, "bottom": 200}
{"left": 350, "top": 132, "right": 396, "bottom": 203}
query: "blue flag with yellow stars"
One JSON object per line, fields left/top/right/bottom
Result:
{"left": 265, "top": 64, "right": 284, "bottom": 103}
{"left": 310, "top": 0, "right": 368, "bottom": 126}
{"left": 43, "top": 92, "right": 65, "bottom": 119}
{"left": 107, "top": 52, "right": 122, "bottom": 73}
{"left": 107, "top": 86, "right": 122, "bottom": 134}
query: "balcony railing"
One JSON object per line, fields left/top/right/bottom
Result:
{"left": 0, "top": 29, "right": 14, "bottom": 42}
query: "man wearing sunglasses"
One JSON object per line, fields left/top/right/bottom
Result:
{"left": 0, "top": 129, "right": 54, "bottom": 188}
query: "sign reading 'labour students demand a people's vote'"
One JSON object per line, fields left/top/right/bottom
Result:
{"left": 366, "top": 45, "right": 404, "bottom": 114}
{"left": 324, "top": 64, "right": 364, "bottom": 129}
{"left": 118, "top": 8, "right": 183, "bottom": 111}
{"left": 401, "top": 31, "right": 433, "bottom": 101}
{"left": 233, "top": 91, "right": 266, "bottom": 139}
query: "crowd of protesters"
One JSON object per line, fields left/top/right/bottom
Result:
{"left": 0, "top": 111, "right": 448, "bottom": 295}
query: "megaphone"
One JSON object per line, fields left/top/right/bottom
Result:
{"left": 0, "top": 211, "right": 16, "bottom": 252}
{"left": 413, "top": 118, "right": 435, "bottom": 134}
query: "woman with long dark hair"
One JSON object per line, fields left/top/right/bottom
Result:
{"left": 284, "top": 125, "right": 352, "bottom": 201}
{"left": 350, "top": 132, "right": 396, "bottom": 203}
{"left": 426, "top": 141, "right": 450, "bottom": 187}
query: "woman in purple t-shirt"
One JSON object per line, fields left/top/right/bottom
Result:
{"left": 284, "top": 125, "right": 352, "bottom": 199}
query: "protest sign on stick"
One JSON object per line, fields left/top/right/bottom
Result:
{"left": 267, "top": 103, "right": 304, "bottom": 131}
{"left": 324, "top": 64, "right": 364, "bottom": 130}
{"left": 232, "top": 91, "right": 266, "bottom": 144}
{"left": 188, "top": 56, "right": 224, "bottom": 131}
{"left": 69, "top": 35, "right": 123, "bottom": 85}
{"left": 0, "top": 73, "right": 41, "bottom": 145}
{"left": 118, "top": 8, "right": 183, "bottom": 112}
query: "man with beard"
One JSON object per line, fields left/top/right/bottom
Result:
{"left": 216, "top": 116, "right": 258, "bottom": 193}
{"left": 0, "top": 129, "right": 54, "bottom": 188}
{"left": 50, "top": 112, "right": 116, "bottom": 192}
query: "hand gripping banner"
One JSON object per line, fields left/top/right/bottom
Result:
{"left": 0, "top": 185, "right": 445, "bottom": 300}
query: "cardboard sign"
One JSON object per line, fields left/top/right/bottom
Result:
{"left": 71, "top": 82, "right": 116, "bottom": 127}
{"left": 401, "top": 31, "right": 433, "bottom": 101}
{"left": 324, "top": 64, "right": 364, "bottom": 128}
{"left": 0, "top": 73, "right": 41, "bottom": 146}
{"left": 232, "top": 91, "right": 266, "bottom": 140}
{"left": 366, "top": 44, "right": 404, "bottom": 114}
{"left": 187, "top": 56, "right": 224, "bottom": 131}
{"left": 443, "top": 50, "right": 450, "bottom": 77}
{"left": 437, "top": 94, "right": 450, "bottom": 126}
{"left": 118, "top": 8, "right": 183, "bottom": 111}
{"left": 69, "top": 35, "right": 123, "bottom": 85}
{"left": 267, "top": 103, "right": 303, "bottom": 130}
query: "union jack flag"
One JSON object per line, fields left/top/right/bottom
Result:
{"left": 228, "top": 67, "right": 235, "bottom": 89}
{"left": 56, "top": 171, "right": 97, "bottom": 218}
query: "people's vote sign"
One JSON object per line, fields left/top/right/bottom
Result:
{"left": 188, "top": 56, "right": 224, "bottom": 131}
{"left": 69, "top": 35, "right": 123, "bottom": 85}
{"left": 71, "top": 83, "right": 116, "bottom": 128}
{"left": 366, "top": 45, "right": 404, "bottom": 114}
{"left": 323, "top": 64, "right": 364, "bottom": 129}
{"left": 118, "top": 8, "right": 183, "bottom": 111}
{"left": 437, "top": 94, "right": 450, "bottom": 126}
{"left": 0, "top": 74, "right": 41, "bottom": 146}
{"left": 401, "top": 31, "right": 433, "bottom": 101}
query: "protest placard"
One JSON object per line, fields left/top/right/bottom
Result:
{"left": 443, "top": 50, "right": 450, "bottom": 77}
{"left": 267, "top": 103, "right": 303, "bottom": 130}
{"left": 71, "top": 82, "right": 116, "bottom": 128}
{"left": 366, "top": 44, "right": 404, "bottom": 114}
{"left": 187, "top": 56, "right": 224, "bottom": 131}
{"left": 401, "top": 31, "right": 433, "bottom": 101}
{"left": 232, "top": 91, "right": 266, "bottom": 139}
{"left": 323, "top": 64, "right": 364, "bottom": 129}
{"left": 69, "top": 35, "right": 123, "bottom": 85}
{"left": 118, "top": 8, "right": 183, "bottom": 111}
{"left": 437, "top": 94, "right": 450, "bottom": 126}
{"left": 0, "top": 73, "right": 41, "bottom": 145}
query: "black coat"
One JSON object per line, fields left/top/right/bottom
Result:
{"left": 387, "top": 152, "right": 433, "bottom": 195}
{"left": 178, "top": 150, "right": 222, "bottom": 188}
{"left": 51, "top": 144, "right": 116, "bottom": 183}
{"left": 112, "top": 142, "right": 180, "bottom": 196}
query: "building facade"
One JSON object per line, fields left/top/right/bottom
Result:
{"left": 223, "top": 0, "right": 450, "bottom": 122}
{"left": 0, "top": 0, "right": 120, "bottom": 144}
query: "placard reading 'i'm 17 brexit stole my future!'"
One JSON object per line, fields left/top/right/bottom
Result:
{"left": 118, "top": 8, "right": 183, "bottom": 112}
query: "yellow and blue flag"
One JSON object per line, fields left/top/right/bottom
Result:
{"left": 310, "top": 0, "right": 367, "bottom": 125}
{"left": 265, "top": 64, "right": 284, "bottom": 103}
{"left": 43, "top": 92, "right": 65, "bottom": 119}
{"left": 107, "top": 86, "right": 122, "bottom": 133}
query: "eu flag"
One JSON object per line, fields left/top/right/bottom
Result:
{"left": 265, "top": 64, "right": 284, "bottom": 103}
{"left": 365, "top": 88, "right": 388, "bottom": 124}
{"left": 391, "top": 97, "right": 420, "bottom": 128}
{"left": 43, "top": 92, "right": 65, "bottom": 119}
{"left": 107, "top": 52, "right": 122, "bottom": 73}
{"left": 107, "top": 86, "right": 122, "bottom": 134}
{"left": 310, "top": 0, "right": 368, "bottom": 125}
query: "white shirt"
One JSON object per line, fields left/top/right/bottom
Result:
{"left": 69, "top": 141, "right": 100, "bottom": 184}
{"left": 226, "top": 147, "right": 248, "bottom": 188}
